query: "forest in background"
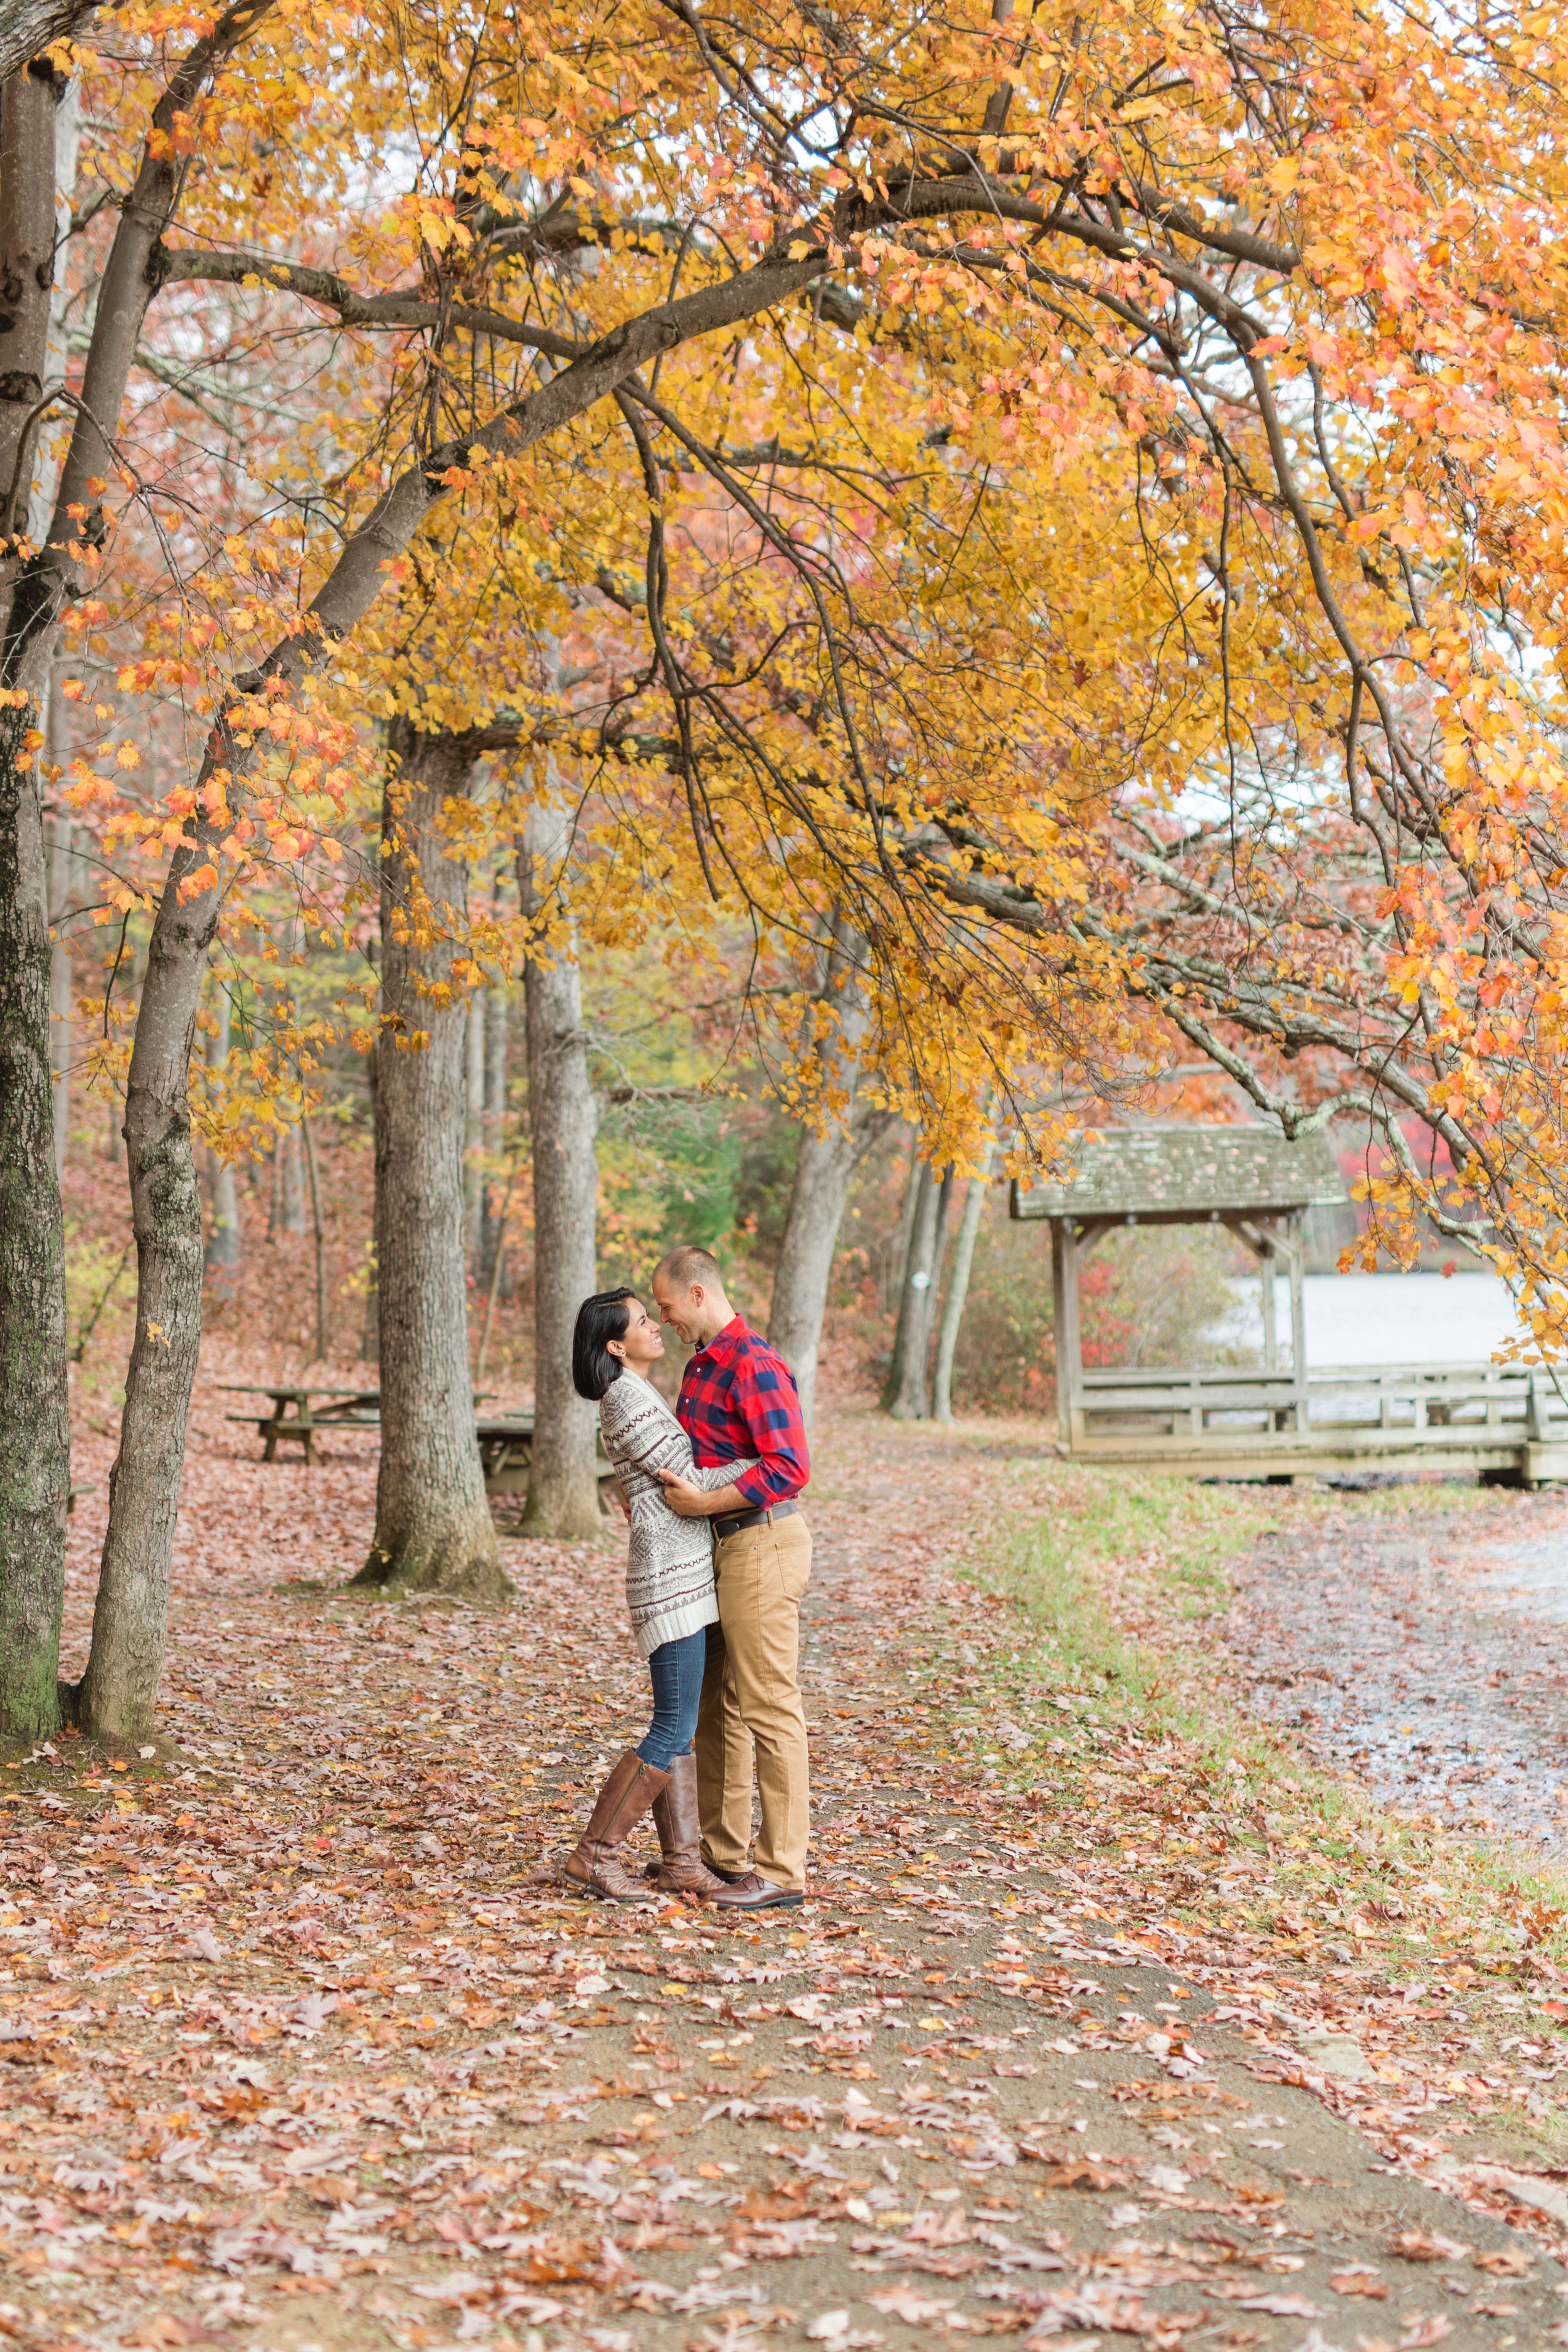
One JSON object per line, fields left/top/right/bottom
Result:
{"left": 57, "top": 930, "right": 1251, "bottom": 1433}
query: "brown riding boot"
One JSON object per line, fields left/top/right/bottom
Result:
{"left": 647, "top": 1752, "right": 727, "bottom": 1897}
{"left": 561, "top": 1749, "right": 670, "bottom": 1902}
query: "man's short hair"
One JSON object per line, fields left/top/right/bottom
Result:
{"left": 654, "top": 1244, "right": 722, "bottom": 1295}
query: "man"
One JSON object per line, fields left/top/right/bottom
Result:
{"left": 651, "top": 1245, "right": 811, "bottom": 1913}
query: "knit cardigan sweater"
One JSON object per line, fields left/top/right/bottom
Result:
{"left": 598, "top": 1371, "right": 756, "bottom": 1658}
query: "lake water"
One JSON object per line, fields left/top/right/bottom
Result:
{"left": 1219, "top": 1269, "right": 1523, "bottom": 1367}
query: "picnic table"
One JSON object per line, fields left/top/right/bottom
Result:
{"left": 223, "top": 1387, "right": 613, "bottom": 1505}
{"left": 220, "top": 1384, "right": 383, "bottom": 1466}
{"left": 477, "top": 1416, "right": 620, "bottom": 1508}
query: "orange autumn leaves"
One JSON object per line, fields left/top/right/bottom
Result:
{"left": 30, "top": 0, "right": 1568, "bottom": 1302}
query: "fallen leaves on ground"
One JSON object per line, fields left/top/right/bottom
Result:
{"left": 0, "top": 1372, "right": 1563, "bottom": 2350}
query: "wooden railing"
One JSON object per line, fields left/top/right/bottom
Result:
{"left": 1071, "top": 1359, "right": 1564, "bottom": 1446}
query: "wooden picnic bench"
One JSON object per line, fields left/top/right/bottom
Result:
{"left": 219, "top": 1384, "right": 383, "bottom": 1466}
{"left": 222, "top": 1387, "right": 615, "bottom": 1504}
{"left": 477, "top": 1416, "right": 620, "bottom": 1508}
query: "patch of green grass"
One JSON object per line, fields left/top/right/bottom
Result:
{"left": 947, "top": 1459, "right": 1568, "bottom": 2017}
{"left": 1009, "top": 1465, "right": 1271, "bottom": 1626}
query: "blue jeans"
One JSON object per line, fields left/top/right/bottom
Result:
{"left": 635, "top": 1628, "right": 709, "bottom": 1771}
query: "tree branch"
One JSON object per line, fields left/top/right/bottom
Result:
{"left": 158, "top": 247, "right": 586, "bottom": 359}
{"left": 0, "top": 0, "right": 95, "bottom": 80}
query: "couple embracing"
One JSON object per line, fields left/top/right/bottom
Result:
{"left": 563, "top": 1246, "right": 811, "bottom": 1913}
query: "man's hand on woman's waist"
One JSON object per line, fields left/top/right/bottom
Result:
{"left": 657, "top": 1471, "right": 750, "bottom": 1519}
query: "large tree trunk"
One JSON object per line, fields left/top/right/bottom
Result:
{"left": 45, "top": 638, "right": 73, "bottom": 1180}
{"left": 882, "top": 1163, "right": 953, "bottom": 1419}
{"left": 0, "top": 62, "right": 67, "bottom": 1741}
{"left": 72, "top": 826, "right": 218, "bottom": 1740}
{"left": 354, "top": 724, "right": 509, "bottom": 1598}
{"left": 519, "top": 805, "right": 601, "bottom": 1539}
{"left": 46, "top": 803, "right": 69, "bottom": 1178}
{"left": 766, "top": 920, "right": 886, "bottom": 1434}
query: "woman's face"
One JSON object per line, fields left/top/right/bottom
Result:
{"left": 611, "top": 1296, "right": 665, "bottom": 1372}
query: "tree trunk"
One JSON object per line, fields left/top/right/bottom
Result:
{"left": 202, "top": 987, "right": 240, "bottom": 1291}
{"left": 930, "top": 1165, "right": 957, "bottom": 1316}
{"left": 270, "top": 1126, "right": 305, "bottom": 1233}
{"left": 884, "top": 1128, "right": 918, "bottom": 1312}
{"left": 479, "top": 978, "right": 509, "bottom": 1292}
{"left": 0, "top": 62, "right": 68, "bottom": 1741}
{"left": 39, "top": 71, "right": 77, "bottom": 1188}
{"left": 300, "top": 1111, "right": 327, "bottom": 1364}
{"left": 882, "top": 1163, "right": 953, "bottom": 1419}
{"left": 72, "top": 820, "right": 220, "bottom": 1742}
{"left": 463, "top": 985, "right": 484, "bottom": 1255}
{"left": 933, "top": 1147, "right": 992, "bottom": 1423}
{"left": 768, "top": 1125, "right": 859, "bottom": 1436}
{"left": 46, "top": 802, "right": 69, "bottom": 1180}
{"left": 270, "top": 918, "right": 306, "bottom": 1235}
{"left": 354, "top": 723, "right": 508, "bottom": 1599}
{"left": 882, "top": 1160, "right": 931, "bottom": 1413}
{"left": 766, "top": 920, "right": 886, "bottom": 1434}
{"left": 519, "top": 805, "right": 601, "bottom": 1538}
{"left": 361, "top": 1036, "right": 379, "bottom": 1364}
{"left": 8, "top": 14, "right": 301, "bottom": 1747}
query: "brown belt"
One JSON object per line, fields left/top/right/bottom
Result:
{"left": 714, "top": 1500, "right": 800, "bottom": 1543}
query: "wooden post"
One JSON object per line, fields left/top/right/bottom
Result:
{"left": 1287, "top": 1212, "right": 1308, "bottom": 1431}
{"left": 1051, "top": 1218, "right": 1081, "bottom": 1450}
{"left": 1260, "top": 1232, "right": 1278, "bottom": 1370}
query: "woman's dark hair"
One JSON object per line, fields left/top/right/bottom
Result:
{"left": 572, "top": 1287, "right": 638, "bottom": 1402}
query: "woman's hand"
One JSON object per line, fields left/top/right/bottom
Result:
{"left": 657, "top": 1470, "right": 713, "bottom": 1518}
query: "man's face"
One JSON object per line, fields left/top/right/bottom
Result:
{"left": 652, "top": 1276, "right": 701, "bottom": 1344}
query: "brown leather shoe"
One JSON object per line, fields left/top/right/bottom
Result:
{"left": 561, "top": 1749, "right": 670, "bottom": 1903}
{"left": 707, "top": 1870, "right": 805, "bottom": 1911}
{"left": 648, "top": 1753, "right": 728, "bottom": 1897}
{"left": 649, "top": 1854, "right": 748, "bottom": 1883}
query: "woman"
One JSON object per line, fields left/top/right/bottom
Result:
{"left": 563, "top": 1286, "right": 755, "bottom": 1902}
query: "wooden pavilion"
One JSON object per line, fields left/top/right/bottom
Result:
{"left": 1013, "top": 1125, "right": 1568, "bottom": 1483}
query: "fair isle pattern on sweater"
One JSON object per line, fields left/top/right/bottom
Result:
{"left": 597, "top": 1372, "right": 756, "bottom": 1659}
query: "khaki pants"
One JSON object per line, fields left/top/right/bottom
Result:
{"left": 696, "top": 1512, "right": 812, "bottom": 1892}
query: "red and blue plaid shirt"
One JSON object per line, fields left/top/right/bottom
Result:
{"left": 675, "top": 1315, "right": 808, "bottom": 1508}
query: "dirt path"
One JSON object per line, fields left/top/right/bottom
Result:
{"left": 1214, "top": 1486, "right": 1568, "bottom": 1858}
{"left": 1, "top": 1407, "right": 1563, "bottom": 2352}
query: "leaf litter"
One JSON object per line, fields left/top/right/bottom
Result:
{"left": 3, "top": 1375, "right": 1567, "bottom": 2350}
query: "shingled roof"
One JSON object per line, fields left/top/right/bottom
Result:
{"left": 1011, "top": 1125, "right": 1347, "bottom": 1224}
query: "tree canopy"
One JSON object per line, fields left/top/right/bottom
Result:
{"left": 19, "top": 0, "right": 1568, "bottom": 1295}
